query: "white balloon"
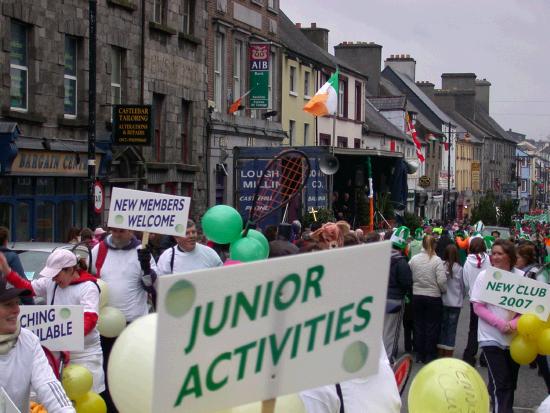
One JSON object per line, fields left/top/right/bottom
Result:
{"left": 97, "top": 306, "right": 126, "bottom": 338}
{"left": 96, "top": 279, "right": 109, "bottom": 309}
{"left": 108, "top": 314, "right": 157, "bottom": 413}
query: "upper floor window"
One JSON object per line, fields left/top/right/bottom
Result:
{"left": 304, "top": 71, "right": 310, "bottom": 97}
{"left": 268, "top": 51, "right": 275, "bottom": 110}
{"left": 111, "top": 47, "right": 123, "bottom": 112}
{"left": 233, "top": 40, "right": 243, "bottom": 103}
{"left": 10, "top": 21, "right": 28, "bottom": 111}
{"left": 153, "top": 0, "right": 167, "bottom": 24}
{"left": 64, "top": 36, "right": 78, "bottom": 117}
{"left": 355, "top": 81, "right": 361, "bottom": 121}
{"left": 267, "top": 0, "right": 278, "bottom": 11}
{"left": 289, "top": 66, "right": 296, "bottom": 94}
{"left": 182, "top": 0, "right": 194, "bottom": 34}
{"left": 214, "top": 32, "right": 224, "bottom": 112}
{"left": 338, "top": 80, "right": 345, "bottom": 117}
{"left": 289, "top": 120, "right": 295, "bottom": 144}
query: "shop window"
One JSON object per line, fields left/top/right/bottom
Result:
{"left": 36, "top": 177, "right": 55, "bottom": 195}
{"left": 75, "top": 201, "right": 86, "bottom": 229}
{"left": 75, "top": 179, "right": 87, "bottom": 195}
{"left": 0, "top": 204, "right": 11, "bottom": 229}
{"left": 0, "top": 178, "right": 12, "bottom": 196}
{"left": 64, "top": 36, "right": 78, "bottom": 117}
{"left": 16, "top": 201, "right": 30, "bottom": 241}
{"left": 215, "top": 167, "right": 226, "bottom": 205}
{"left": 56, "top": 178, "right": 75, "bottom": 195}
{"left": 57, "top": 201, "right": 74, "bottom": 243}
{"left": 10, "top": 20, "right": 28, "bottom": 111}
{"left": 14, "top": 177, "right": 33, "bottom": 196}
{"left": 36, "top": 202, "right": 54, "bottom": 242}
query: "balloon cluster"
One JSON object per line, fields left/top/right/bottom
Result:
{"left": 96, "top": 280, "right": 127, "bottom": 338}
{"left": 201, "top": 205, "right": 269, "bottom": 262}
{"left": 408, "top": 358, "right": 489, "bottom": 413}
{"left": 510, "top": 313, "right": 550, "bottom": 365}
{"left": 62, "top": 364, "right": 106, "bottom": 413}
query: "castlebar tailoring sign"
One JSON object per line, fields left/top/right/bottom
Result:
{"left": 113, "top": 105, "right": 152, "bottom": 145}
{"left": 249, "top": 43, "right": 270, "bottom": 109}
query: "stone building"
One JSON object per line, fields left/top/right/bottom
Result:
{"left": 0, "top": 0, "right": 208, "bottom": 240}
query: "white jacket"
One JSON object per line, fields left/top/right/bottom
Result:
{"left": 463, "top": 253, "right": 490, "bottom": 298}
{"left": 409, "top": 250, "right": 447, "bottom": 297}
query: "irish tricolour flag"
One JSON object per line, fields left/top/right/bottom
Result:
{"left": 303, "top": 69, "right": 339, "bottom": 117}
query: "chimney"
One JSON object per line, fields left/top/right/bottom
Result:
{"left": 300, "top": 23, "right": 329, "bottom": 52}
{"left": 475, "top": 78, "right": 491, "bottom": 113}
{"left": 334, "top": 41, "right": 382, "bottom": 96}
{"left": 416, "top": 81, "right": 435, "bottom": 99}
{"left": 384, "top": 54, "right": 416, "bottom": 81}
{"left": 441, "top": 73, "right": 476, "bottom": 91}
{"left": 295, "top": 22, "right": 301, "bottom": 28}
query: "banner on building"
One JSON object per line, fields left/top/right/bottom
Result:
{"left": 153, "top": 243, "right": 391, "bottom": 412}
{"left": 18, "top": 305, "right": 84, "bottom": 351}
{"left": 107, "top": 187, "right": 191, "bottom": 237}
{"left": 248, "top": 43, "right": 270, "bottom": 109}
{"left": 113, "top": 105, "right": 153, "bottom": 145}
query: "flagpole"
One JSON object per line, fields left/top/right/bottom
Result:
{"left": 332, "top": 66, "right": 339, "bottom": 147}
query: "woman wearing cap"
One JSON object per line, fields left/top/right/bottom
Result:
{"left": 1, "top": 249, "right": 104, "bottom": 395}
{"left": 0, "top": 270, "right": 75, "bottom": 412}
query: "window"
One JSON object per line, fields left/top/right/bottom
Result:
{"left": 319, "top": 133, "right": 331, "bottom": 146}
{"left": 111, "top": 47, "right": 122, "bottom": 108}
{"left": 338, "top": 79, "right": 348, "bottom": 117}
{"left": 181, "top": 99, "right": 191, "bottom": 163}
{"left": 337, "top": 136, "right": 348, "bottom": 148}
{"left": 289, "top": 120, "right": 295, "bottom": 145}
{"left": 268, "top": 51, "right": 275, "bottom": 110}
{"left": 289, "top": 66, "right": 296, "bottom": 94}
{"left": 10, "top": 21, "right": 28, "bottom": 111}
{"left": 152, "top": 93, "right": 165, "bottom": 162}
{"left": 153, "top": 0, "right": 166, "bottom": 24}
{"left": 521, "top": 179, "right": 528, "bottom": 192}
{"left": 215, "top": 167, "right": 226, "bottom": 205}
{"left": 303, "top": 123, "right": 309, "bottom": 145}
{"left": 522, "top": 157, "right": 528, "bottom": 167}
{"left": 355, "top": 81, "right": 362, "bottom": 121}
{"left": 354, "top": 138, "right": 361, "bottom": 149}
{"left": 233, "top": 40, "right": 243, "bottom": 105}
{"left": 64, "top": 36, "right": 77, "bottom": 117}
{"left": 214, "top": 32, "right": 224, "bottom": 112}
{"left": 267, "top": 0, "right": 278, "bottom": 10}
{"left": 182, "top": 0, "right": 194, "bottom": 34}
{"left": 304, "top": 71, "right": 310, "bottom": 97}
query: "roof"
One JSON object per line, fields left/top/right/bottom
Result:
{"left": 382, "top": 66, "right": 453, "bottom": 125}
{"left": 474, "top": 108, "right": 517, "bottom": 143}
{"left": 364, "top": 99, "right": 410, "bottom": 142}
{"left": 368, "top": 96, "right": 407, "bottom": 111}
{"left": 279, "top": 12, "right": 367, "bottom": 79}
{"left": 444, "top": 110, "right": 486, "bottom": 144}
{"left": 507, "top": 130, "right": 525, "bottom": 143}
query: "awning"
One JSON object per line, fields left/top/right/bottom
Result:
{"left": 330, "top": 147, "right": 403, "bottom": 158}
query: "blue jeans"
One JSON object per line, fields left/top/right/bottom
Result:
{"left": 438, "top": 306, "right": 461, "bottom": 350}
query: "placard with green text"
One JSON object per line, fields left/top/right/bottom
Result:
{"left": 477, "top": 266, "right": 550, "bottom": 321}
{"left": 153, "top": 242, "right": 390, "bottom": 412}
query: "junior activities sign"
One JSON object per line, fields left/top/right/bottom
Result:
{"left": 107, "top": 188, "right": 191, "bottom": 237}
{"left": 18, "top": 305, "right": 84, "bottom": 351}
{"left": 477, "top": 266, "right": 550, "bottom": 321}
{"left": 153, "top": 242, "right": 391, "bottom": 412}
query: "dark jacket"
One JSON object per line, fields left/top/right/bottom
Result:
{"left": 388, "top": 249, "right": 413, "bottom": 301}
{"left": 435, "top": 233, "right": 454, "bottom": 260}
{"left": 0, "top": 246, "right": 34, "bottom": 304}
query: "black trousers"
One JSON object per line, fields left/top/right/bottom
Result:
{"left": 537, "top": 354, "right": 550, "bottom": 393}
{"left": 412, "top": 295, "right": 442, "bottom": 363}
{"left": 463, "top": 303, "right": 479, "bottom": 365}
{"left": 483, "top": 346, "right": 520, "bottom": 413}
{"left": 403, "top": 300, "right": 414, "bottom": 352}
{"left": 100, "top": 335, "right": 119, "bottom": 413}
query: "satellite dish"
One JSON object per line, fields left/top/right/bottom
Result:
{"left": 405, "top": 159, "right": 419, "bottom": 175}
{"left": 319, "top": 154, "right": 340, "bottom": 175}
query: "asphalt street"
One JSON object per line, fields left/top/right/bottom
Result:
{"left": 398, "top": 301, "right": 549, "bottom": 412}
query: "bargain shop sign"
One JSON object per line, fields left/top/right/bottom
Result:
{"left": 153, "top": 242, "right": 390, "bottom": 412}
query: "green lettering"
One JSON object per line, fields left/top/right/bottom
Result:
{"left": 184, "top": 306, "right": 202, "bottom": 354}
{"left": 206, "top": 352, "right": 231, "bottom": 392}
{"left": 335, "top": 303, "right": 355, "bottom": 341}
{"left": 304, "top": 314, "right": 326, "bottom": 352}
{"left": 302, "top": 265, "right": 324, "bottom": 303}
{"left": 261, "top": 281, "right": 274, "bottom": 317}
{"left": 204, "top": 295, "right": 231, "bottom": 336}
{"left": 487, "top": 281, "right": 496, "bottom": 291}
{"left": 234, "top": 341, "right": 257, "bottom": 380}
{"left": 274, "top": 274, "right": 301, "bottom": 311}
{"left": 231, "top": 286, "right": 261, "bottom": 328}
{"left": 540, "top": 289, "right": 547, "bottom": 298}
{"left": 353, "top": 296, "right": 373, "bottom": 332}
{"left": 290, "top": 324, "right": 302, "bottom": 359}
{"left": 269, "top": 326, "right": 293, "bottom": 365}
{"left": 174, "top": 365, "right": 202, "bottom": 407}
{"left": 503, "top": 283, "right": 514, "bottom": 293}
{"left": 255, "top": 337, "right": 266, "bottom": 373}
{"left": 324, "top": 310, "right": 335, "bottom": 345}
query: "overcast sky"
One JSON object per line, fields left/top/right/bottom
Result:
{"left": 283, "top": 0, "right": 550, "bottom": 140}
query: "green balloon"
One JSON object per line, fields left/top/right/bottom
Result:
{"left": 202, "top": 205, "right": 243, "bottom": 244}
{"left": 245, "top": 229, "right": 269, "bottom": 258}
{"left": 230, "top": 237, "right": 265, "bottom": 262}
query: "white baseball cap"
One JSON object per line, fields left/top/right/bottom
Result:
{"left": 40, "top": 249, "right": 77, "bottom": 278}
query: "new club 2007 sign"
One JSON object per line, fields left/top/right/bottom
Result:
{"left": 153, "top": 242, "right": 391, "bottom": 412}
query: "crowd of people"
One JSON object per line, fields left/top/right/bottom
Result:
{"left": 1, "top": 214, "right": 550, "bottom": 412}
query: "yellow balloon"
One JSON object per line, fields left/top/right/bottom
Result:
{"left": 61, "top": 364, "right": 93, "bottom": 401}
{"left": 97, "top": 306, "right": 127, "bottom": 338}
{"left": 510, "top": 335, "right": 538, "bottom": 365}
{"left": 538, "top": 328, "right": 550, "bottom": 355}
{"left": 74, "top": 391, "right": 106, "bottom": 413}
{"left": 517, "top": 313, "right": 544, "bottom": 340}
{"left": 108, "top": 314, "right": 156, "bottom": 413}
{"left": 408, "top": 358, "right": 489, "bottom": 413}
{"left": 96, "top": 279, "right": 109, "bottom": 309}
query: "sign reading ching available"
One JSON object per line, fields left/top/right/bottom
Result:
{"left": 113, "top": 105, "right": 153, "bottom": 145}
{"left": 107, "top": 187, "right": 191, "bottom": 237}
{"left": 153, "top": 242, "right": 391, "bottom": 412}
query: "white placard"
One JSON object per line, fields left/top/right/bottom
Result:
{"left": 477, "top": 266, "right": 550, "bottom": 320}
{"left": 153, "top": 242, "right": 391, "bottom": 412}
{"left": 18, "top": 305, "right": 84, "bottom": 351}
{"left": 0, "top": 387, "right": 22, "bottom": 413}
{"left": 107, "top": 188, "right": 191, "bottom": 237}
